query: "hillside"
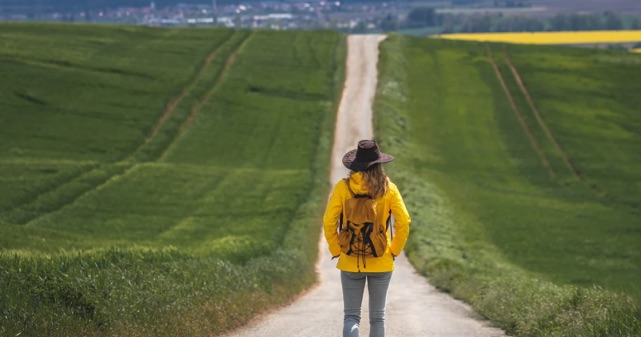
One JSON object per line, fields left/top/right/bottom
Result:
{"left": 0, "top": 23, "right": 345, "bottom": 336}
{"left": 374, "top": 35, "right": 641, "bottom": 335}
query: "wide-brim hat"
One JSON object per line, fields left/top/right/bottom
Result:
{"left": 342, "top": 140, "right": 394, "bottom": 172}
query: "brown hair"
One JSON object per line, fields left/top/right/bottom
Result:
{"left": 351, "top": 163, "right": 388, "bottom": 198}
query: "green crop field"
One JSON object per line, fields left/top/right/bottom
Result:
{"left": 0, "top": 23, "right": 345, "bottom": 336}
{"left": 3, "top": 22, "right": 640, "bottom": 337}
{"left": 374, "top": 36, "right": 641, "bottom": 336}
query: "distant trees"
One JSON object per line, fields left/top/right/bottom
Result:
{"left": 460, "top": 15, "right": 492, "bottom": 32}
{"left": 380, "top": 14, "right": 399, "bottom": 32}
{"left": 548, "top": 12, "right": 624, "bottom": 31}
{"left": 604, "top": 12, "right": 624, "bottom": 30}
{"left": 495, "top": 15, "right": 544, "bottom": 32}
{"left": 438, "top": 11, "right": 635, "bottom": 34}
{"left": 351, "top": 21, "right": 367, "bottom": 34}
{"left": 406, "top": 7, "right": 439, "bottom": 27}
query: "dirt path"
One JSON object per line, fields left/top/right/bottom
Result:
{"left": 223, "top": 35, "right": 507, "bottom": 337}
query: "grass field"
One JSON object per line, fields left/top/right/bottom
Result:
{"left": 4, "top": 22, "right": 641, "bottom": 337}
{"left": 374, "top": 36, "right": 641, "bottom": 336}
{"left": 0, "top": 23, "right": 345, "bottom": 336}
{"left": 439, "top": 30, "right": 641, "bottom": 45}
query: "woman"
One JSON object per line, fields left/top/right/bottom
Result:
{"left": 323, "top": 140, "right": 411, "bottom": 337}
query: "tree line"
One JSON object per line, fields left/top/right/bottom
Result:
{"left": 381, "top": 8, "right": 641, "bottom": 33}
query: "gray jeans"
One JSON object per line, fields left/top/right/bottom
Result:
{"left": 341, "top": 271, "right": 393, "bottom": 337}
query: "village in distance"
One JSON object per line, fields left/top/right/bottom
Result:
{"left": 2, "top": 0, "right": 641, "bottom": 35}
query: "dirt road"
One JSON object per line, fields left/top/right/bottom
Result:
{"left": 223, "top": 35, "right": 506, "bottom": 337}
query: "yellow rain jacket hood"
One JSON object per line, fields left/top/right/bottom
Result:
{"left": 323, "top": 172, "right": 411, "bottom": 272}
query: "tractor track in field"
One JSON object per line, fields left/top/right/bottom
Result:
{"left": 134, "top": 30, "right": 250, "bottom": 159}
{"left": 178, "top": 33, "right": 252, "bottom": 135}
{"left": 158, "top": 31, "right": 253, "bottom": 160}
{"left": 488, "top": 45, "right": 622, "bottom": 204}
{"left": 143, "top": 30, "right": 236, "bottom": 144}
{"left": 500, "top": 47, "right": 641, "bottom": 212}
{"left": 16, "top": 32, "right": 248, "bottom": 226}
{"left": 486, "top": 44, "right": 557, "bottom": 179}
{"left": 502, "top": 47, "right": 582, "bottom": 182}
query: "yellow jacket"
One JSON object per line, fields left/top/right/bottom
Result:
{"left": 323, "top": 172, "right": 411, "bottom": 272}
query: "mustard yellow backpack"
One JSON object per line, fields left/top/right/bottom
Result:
{"left": 337, "top": 178, "right": 391, "bottom": 271}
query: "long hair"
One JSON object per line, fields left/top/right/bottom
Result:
{"left": 352, "top": 163, "right": 388, "bottom": 198}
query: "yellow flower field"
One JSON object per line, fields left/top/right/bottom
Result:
{"left": 633, "top": 48, "right": 641, "bottom": 53}
{"left": 438, "top": 30, "right": 641, "bottom": 45}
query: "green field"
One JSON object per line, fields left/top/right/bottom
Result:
{"left": 0, "top": 23, "right": 345, "bottom": 336}
{"left": 374, "top": 36, "right": 641, "bottom": 336}
{"left": 3, "top": 22, "right": 641, "bottom": 337}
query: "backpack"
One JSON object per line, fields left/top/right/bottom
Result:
{"left": 337, "top": 178, "right": 392, "bottom": 271}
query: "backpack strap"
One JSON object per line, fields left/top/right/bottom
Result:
{"left": 386, "top": 209, "right": 393, "bottom": 240}
{"left": 339, "top": 178, "right": 353, "bottom": 231}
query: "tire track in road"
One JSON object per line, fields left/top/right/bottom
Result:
{"left": 486, "top": 44, "right": 556, "bottom": 179}
{"left": 222, "top": 35, "right": 507, "bottom": 337}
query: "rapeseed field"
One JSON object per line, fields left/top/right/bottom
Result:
{"left": 439, "top": 30, "right": 641, "bottom": 45}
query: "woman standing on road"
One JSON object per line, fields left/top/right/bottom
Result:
{"left": 323, "top": 140, "right": 411, "bottom": 337}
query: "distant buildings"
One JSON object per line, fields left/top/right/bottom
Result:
{"left": 0, "top": 0, "right": 400, "bottom": 31}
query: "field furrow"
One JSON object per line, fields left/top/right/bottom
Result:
{"left": 486, "top": 44, "right": 556, "bottom": 178}
{"left": 1, "top": 32, "right": 241, "bottom": 226}
{"left": 140, "top": 29, "right": 236, "bottom": 145}
{"left": 503, "top": 48, "right": 581, "bottom": 182}
{"left": 7, "top": 163, "right": 132, "bottom": 226}
{"left": 174, "top": 31, "right": 253, "bottom": 139}
{"left": 128, "top": 30, "right": 253, "bottom": 162}
{"left": 1, "top": 24, "right": 345, "bottom": 337}
{"left": 0, "top": 160, "right": 97, "bottom": 213}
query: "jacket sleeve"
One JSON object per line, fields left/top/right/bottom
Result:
{"left": 388, "top": 183, "right": 411, "bottom": 256}
{"left": 323, "top": 183, "right": 343, "bottom": 257}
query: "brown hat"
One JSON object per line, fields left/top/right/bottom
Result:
{"left": 342, "top": 140, "right": 395, "bottom": 172}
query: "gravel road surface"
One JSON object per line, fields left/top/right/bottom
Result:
{"left": 222, "top": 34, "right": 507, "bottom": 337}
